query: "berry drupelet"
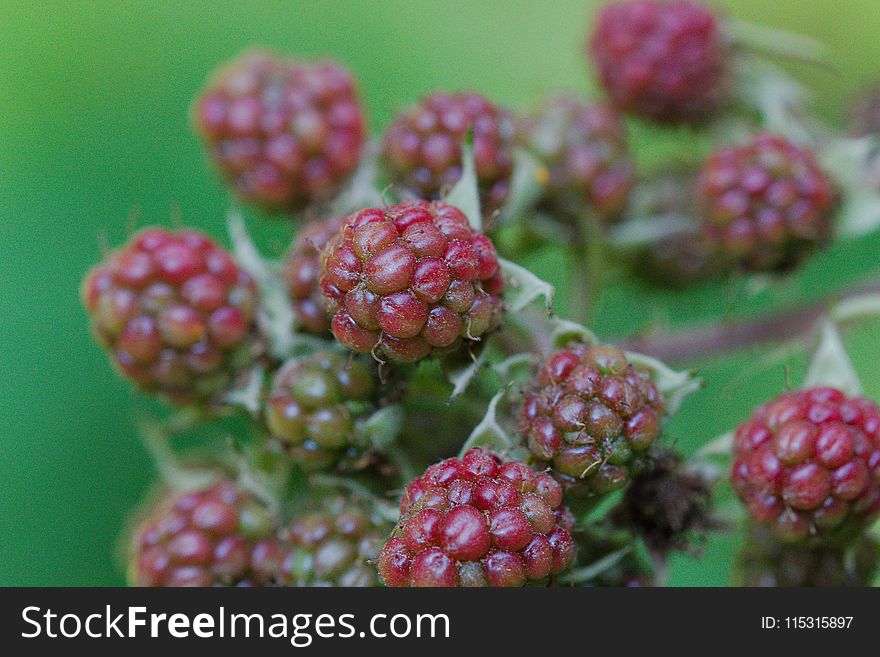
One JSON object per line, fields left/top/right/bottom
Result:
{"left": 193, "top": 50, "right": 365, "bottom": 211}
{"left": 518, "top": 343, "right": 665, "bottom": 496}
{"left": 264, "top": 350, "right": 378, "bottom": 471}
{"left": 382, "top": 92, "right": 515, "bottom": 214}
{"left": 283, "top": 214, "right": 346, "bottom": 334}
{"left": 129, "top": 480, "right": 278, "bottom": 587}
{"left": 378, "top": 448, "right": 576, "bottom": 587}
{"left": 519, "top": 94, "right": 634, "bottom": 220}
{"left": 696, "top": 134, "right": 835, "bottom": 272}
{"left": 589, "top": 0, "right": 730, "bottom": 123}
{"left": 320, "top": 200, "right": 505, "bottom": 364}
{"left": 731, "top": 387, "right": 880, "bottom": 544}
{"left": 81, "top": 227, "right": 260, "bottom": 406}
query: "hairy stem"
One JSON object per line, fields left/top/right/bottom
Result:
{"left": 568, "top": 210, "right": 603, "bottom": 326}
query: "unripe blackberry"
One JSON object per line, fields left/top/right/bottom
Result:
{"left": 518, "top": 343, "right": 665, "bottom": 496}
{"left": 193, "top": 50, "right": 365, "bottom": 211}
{"left": 696, "top": 134, "right": 835, "bottom": 271}
{"left": 731, "top": 387, "right": 880, "bottom": 545}
{"left": 589, "top": 0, "right": 730, "bottom": 123}
{"left": 519, "top": 94, "right": 634, "bottom": 220}
{"left": 129, "top": 480, "right": 278, "bottom": 587}
{"left": 382, "top": 92, "right": 515, "bottom": 214}
{"left": 320, "top": 200, "right": 505, "bottom": 364}
{"left": 80, "top": 228, "right": 260, "bottom": 406}
{"left": 735, "top": 525, "right": 878, "bottom": 587}
{"left": 266, "top": 496, "right": 390, "bottom": 587}
{"left": 283, "top": 215, "right": 346, "bottom": 334}
{"left": 264, "top": 351, "right": 378, "bottom": 471}
{"left": 378, "top": 448, "right": 576, "bottom": 587}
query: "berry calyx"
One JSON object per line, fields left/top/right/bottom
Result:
{"left": 519, "top": 94, "right": 634, "bottom": 220}
{"left": 320, "top": 200, "right": 505, "bottom": 364}
{"left": 80, "top": 227, "right": 260, "bottom": 406}
{"left": 382, "top": 92, "right": 515, "bottom": 214}
{"left": 283, "top": 215, "right": 346, "bottom": 334}
{"left": 731, "top": 387, "right": 880, "bottom": 544}
{"left": 378, "top": 448, "right": 576, "bottom": 587}
{"left": 193, "top": 50, "right": 365, "bottom": 211}
{"left": 518, "top": 342, "right": 665, "bottom": 496}
{"left": 264, "top": 350, "right": 379, "bottom": 471}
{"left": 589, "top": 0, "right": 730, "bottom": 123}
{"left": 696, "top": 134, "right": 835, "bottom": 272}
{"left": 129, "top": 479, "right": 278, "bottom": 587}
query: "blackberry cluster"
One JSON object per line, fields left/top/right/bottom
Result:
{"left": 378, "top": 449, "right": 576, "bottom": 587}
{"left": 519, "top": 94, "right": 634, "bottom": 220}
{"left": 283, "top": 214, "right": 346, "bottom": 334}
{"left": 320, "top": 200, "right": 505, "bottom": 363}
{"left": 194, "top": 50, "right": 365, "bottom": 211}
{"left": 264, "top": 350, "right": 378, "bottom": 471}
{"left": 81, "top": 228, "right": 260, "bottom": 406}
{"left": 731, "top": 387, "right": 880, "bottom": 544}
{"left": 382, "top": 92, "right": 515, "bottom": 214}
{"left": 129, "top": 480, "right": 278, "bottom": 587}
{"left": 518, "top": 343, "right": 665, "bottom": 496}
{"left": 589, "top": 0, "right": 729, "bottom": 123}
{"left": 696, "top": 134, "right": 835, "bottom": 271}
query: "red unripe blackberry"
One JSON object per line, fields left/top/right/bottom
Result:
{"left": 735, "top": 525, "right": 878, "bottom": 587}
{"left": 697, "top": 134, "right": 835, "bottom": 271}
{"left": 320, "top": 200, "right": 505, "bottom": 363}
{"left": 129, "top": 480, "right": 278, "bottom": 587}
{"left": 589, "top": 0, "right": 729, "bottom": 123}
{"left": 283, "top": 215, "right": 346, "bottom": 334}
{"left": 258, "top": 496, "right": 389, "bottom": 587}
{"left": 382, "top": 92, "right": 515, "bottom": 214}
{"left": 378, "top": 448, "right": 576, "bottom": 587}
{"left": 81, "top": 227, "right": 260, "bottom": 406}
{"left": 193, "top": 50, "right": 365, "bottom": 211}
{"left": 264, "top": 351, "right": 378, "bottom": 471}
{"left": 519, "top": 94, "right": 634, "bottom": 220}
{"left": 731, "top": 387, "right": 880, "bottom": 545}
{"left": 518, "top": 342, "right": 665, "bottom": 496}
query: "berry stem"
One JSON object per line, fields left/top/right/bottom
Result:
{"left": 617, "top": 279, "right": 880, "bottom": 364}
{"left": 568, "top": 209, "right": 603, "bottom": 326}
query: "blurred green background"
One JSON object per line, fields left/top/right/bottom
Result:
{"left": 3, "top": 0, "right": 880, "bottom": 586}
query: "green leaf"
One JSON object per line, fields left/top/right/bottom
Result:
{"left": 498, "top": 147, "right": 546, "bottom": 224}
{"left": 447, "top": 349, "right": 488, "bottom": 401}
{"left": 227, "top": 210, "right": 298, "bottom": 360}
{"left": 727, "top": 18, "right": 832, "bottom": 69}
{"left": 804, "top": 319, "right": 863, "bottom": 395}
{"left": 499, "top": 256, "right": 555, "bottom": 314}
{"left": 445, "top": 136, "right": 482, "bottom": 230}
{"left": 549, "top": 317, "right": 598, "bottom": 351}
{"left": 459, "top": 388, "right": 515, "bottom": 454}
{"left": 624, "top": 350, "right": 703, "bottom": 416}
{"left": 330, "top": 137, "right": 384, "bottom": 215}
{"left": 359, "top": 404, "right": 404, "bottom": 452}
{"left": 820, "top": 137, "right": 880, "bottom": 239}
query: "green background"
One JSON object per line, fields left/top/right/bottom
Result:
{"left": 2, "top": 0, "right": 880, "bottom": 586}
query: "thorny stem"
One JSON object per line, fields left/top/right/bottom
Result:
{"left": 617, "top": 279, "right": 880, "bottom": 365}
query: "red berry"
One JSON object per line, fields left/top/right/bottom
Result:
{"left": 731, "top": 387, "right": 880, "bottom": 545}
{"left": 696, "top": 134, "right": 835, "bottom": 271}
{"left": 264, "top": 351, "right": 378, "bottom": 471}
{"left": 378, "top": 449, "right": 576, "bottom": 587}
{"left": 518, "top": 342, "right": 665, "bottom": 496}
{"left": 382, "top": 92, "right": 515, "bottom": 214}
{"left": 320, "top": 200, "right": 505, "bottom": 363}
{"left": 193, "top": 51, "right": 365, "bottom": 211}
{"left": 129, "top": 480, "right": 278, "bottom": 587}
{"left": 519, "top": 94, "right": 634, "bottom": 220}
{"left": 81, "top": 227, "right": 260, "bottom": 406}
{"left": 589, "top": 0, "right": 730, "bottom": 123}
{"left": 283, "top": 215, "right": 346, "bottom": 333}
